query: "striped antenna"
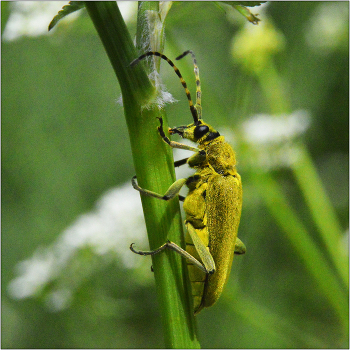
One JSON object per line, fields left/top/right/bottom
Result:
{"left": 130, "top": 51, "right": 199, "bottom": 124}
{"left": 176, "top": 50, "right": 202, "bottom": 120}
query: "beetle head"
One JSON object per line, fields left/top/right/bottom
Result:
{"left": 169, "top": 120, "right": 220, "bottom": 144}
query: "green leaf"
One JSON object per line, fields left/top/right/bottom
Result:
{"left": 233, "top": 4, "right": 261, "bottom": 24}
{"left": 48, "top": 1, "right": 85, "bottom": 31}
{"left": 217, "top": 1, "right": 265, "bottom": 24}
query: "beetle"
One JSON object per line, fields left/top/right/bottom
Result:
{"left": 129, "top": 51, "right": 246, "bottom": 314}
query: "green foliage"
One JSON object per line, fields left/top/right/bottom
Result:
{"left": 48, "top": 1, "right": 85, "bottom": 31}
{"left": 218, "top": 1, "right": 265, "bottom": 24}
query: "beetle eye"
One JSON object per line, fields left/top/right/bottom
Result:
{"left": 194, "top": 125, "right": 209, "bottom": 139}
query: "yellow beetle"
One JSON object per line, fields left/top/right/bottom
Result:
{"left": 130, "top": 51, "right": 246, "bottom": 314}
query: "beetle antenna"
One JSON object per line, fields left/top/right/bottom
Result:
{"left": 130, "top": 52, "right": 199, "bottom": 124}
{"left": 176, "top": 50, "right": 202, "bottom": 120}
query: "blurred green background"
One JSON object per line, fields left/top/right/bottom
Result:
{"left": 2, "top": 1, "right": 348, "bottom": 348}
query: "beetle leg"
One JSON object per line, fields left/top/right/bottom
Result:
{"left": 174, "top": 158, "right": 189, "bottom": 167}
{"left": 130, "top": 242, "right": 169, "bottom": 256}
{"left": 186, "top": 151, "right": 207, "bottom": 168}
{"left": 234, "top": 237, "right": 246, "bottom": 255}
{"left": 132, "top": 175, "right": 187, "bottom": 201}
{"left": 186, "top": 222, "right": 216, "bottom": 274}
{"left": 130, "top": 241, "right": 209, "bottom": 274}
{"left": 157, "top": 117, "right": 202, "bottom": 153}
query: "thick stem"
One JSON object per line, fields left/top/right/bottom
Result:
{"left": 85, "top": 2, "right": 199, "bottom": 347}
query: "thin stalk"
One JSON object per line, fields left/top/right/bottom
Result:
{"left": 259, "top": 64, "right": 348, "bottom": 289}
{"left": 85, "top": 2, "right": 199, "bottom": 348}
{"left": 252, "top": 171, "right": 348, "bottom": 332}
{"left": 256, "top": 59, "right": 348, "bottom": 331}
{"left": 292, "top": 144, "right": 348, "bottom": 288}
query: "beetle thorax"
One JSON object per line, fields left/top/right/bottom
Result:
{"left": 204, "top": 137, "right": 237, "bottom": 175}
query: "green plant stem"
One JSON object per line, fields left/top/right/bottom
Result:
{"left": 85, "top": 2, "right": 199, "bottom": 348}
{"left": 292, "top": 144, "right": 348, "bottom": 288}
{"left": 259, "top": 62, "right": 348, "bottom": 289}
{"left": 252, "top": 171, "right": 348, "bottom": 329}
{"left": 255, "top": 60, "right": 348, "bottom": 331}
